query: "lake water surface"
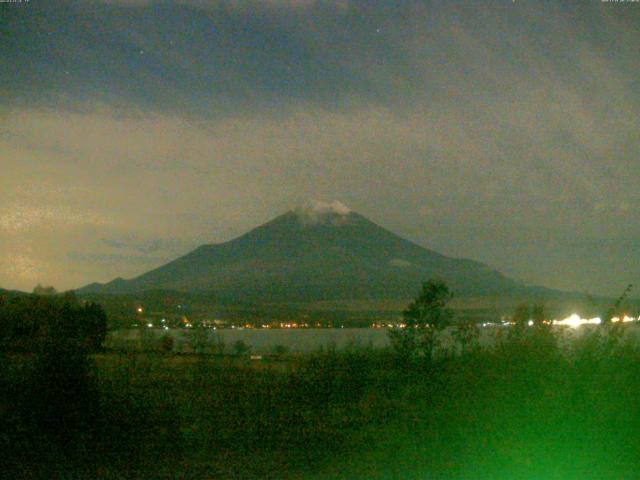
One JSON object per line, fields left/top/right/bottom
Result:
{"left": 106, "top": 324, "right": 640, "bottom": 354}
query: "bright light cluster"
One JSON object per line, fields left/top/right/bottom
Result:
{"left": 552, "top": 313, "right": 639, "bottom": 329}
{"left": 479, "top": 314, "right": 640, "bottom": 330}
{"left": 553, "top": 314, "right": 601, "bottom": 328}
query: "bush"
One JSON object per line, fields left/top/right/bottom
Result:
{"left": 233, "top": 339, "right": 251, "bottom": 356}
{"left": 160, "top": 334, "right": 174, "bottom": 353}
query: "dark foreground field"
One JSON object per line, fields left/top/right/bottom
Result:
{"left": 3, "top": 325, "right": 640, "bottom": 480}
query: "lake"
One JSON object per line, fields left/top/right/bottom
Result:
{"left": 105, "top": 324, "right": 640, "bottom": 355}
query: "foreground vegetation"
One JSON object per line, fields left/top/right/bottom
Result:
{"left": 2, "top": 289, "right": 640, "bottom": 479}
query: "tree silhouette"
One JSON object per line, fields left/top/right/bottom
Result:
{"left": 389, "top": 279, "right": 453, "bottom": 361}
{"left": 531, "top": 302, "right": 545, "bottom": 327}
{"left": 509, "top": 302, "right": 530, "bottom": 340}
{"left": 33, "top": 284, "right": 57, "bottom": 296}
{"left": 233, "top": 339, "right": 251, "bottom": 356}
{"left": 602, "top": 284, "right": 633, "bottom": 325}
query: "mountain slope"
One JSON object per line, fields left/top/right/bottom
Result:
{"left": 80, "top": 205, "right": 527, "bottom": 301}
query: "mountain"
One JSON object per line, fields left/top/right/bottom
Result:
{"left": 79, "top": 203, "right": 532, "bottom": 301}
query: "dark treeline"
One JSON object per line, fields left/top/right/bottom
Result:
{"left": 2, "top": 286, "right": 640, "bottom": 478}
{"left": 0, "top": 291, "right": 107, "bottom": 353}
{"left": 0, "top": 292, "right": 108, "bottom": 478}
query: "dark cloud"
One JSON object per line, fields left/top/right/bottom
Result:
{"left": 1, "top": 0, "right": 639, "bottom": 295}
{"left": 101, "top": 236, "right": 193, "bottom": 254}
{"left": 67, "top": 252, "right": 162, "bottom": 265}
{"left": 2, "top": 1, "right": 637, "bottom": 116}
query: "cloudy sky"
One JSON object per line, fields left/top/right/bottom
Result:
{"left": 1, "top": 0, "right": 639, "bottom": 295}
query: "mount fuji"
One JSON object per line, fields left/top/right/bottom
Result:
{"left": 80, "top": 202, "right": 534, "bottom": 301}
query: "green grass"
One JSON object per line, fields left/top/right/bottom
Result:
{"left": 3, "top": 327, "right": 640, "bottom": 479}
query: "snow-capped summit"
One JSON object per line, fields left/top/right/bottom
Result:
{"left": 293, "top": 201, "right": 352, "bottom": 226}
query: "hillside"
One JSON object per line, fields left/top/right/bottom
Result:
{"left": 80, "top": 204, "right": 538, "bottom": 301}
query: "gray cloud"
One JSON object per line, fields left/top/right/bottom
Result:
{"left": 67, "top": 252, "right": 167, "bottom": 266}
{"left": 101, "top": 236, "right": 194, "bottom": 254}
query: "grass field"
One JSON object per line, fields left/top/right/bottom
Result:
{"left": 3, "top": 325, "right": 640, "bottom": 479}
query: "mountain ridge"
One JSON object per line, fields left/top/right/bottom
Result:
{"left": 79, "top": 206, "right": 532, "bottom": 301}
